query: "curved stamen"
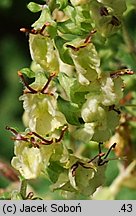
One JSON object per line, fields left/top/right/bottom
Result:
{"left": 110, "top": 68, "right": 134, "bottom": 78}
{"left": 103, "top": 143, "right": 116, "bottom": 159}
{"left": 31, "top": 132, "right": 53, "bottom": 145}
{"left": 84, "top": 29, "right": 97, "bottom": 44}
{"left": 18, "top": 71, "right": 37, "bottom": 94}
{"left": 40, "top": 72, "right": 56, "bottom": 94}
{"left": 55, "top": 125, "right": 68, "bottom": 143}
{"left": 88, "top": 152, "right": 105, "bottom": 163}
{"left": 6, "top": 126, "right": 28, "bottom": 141}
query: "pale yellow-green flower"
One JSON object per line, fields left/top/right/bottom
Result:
{"left": 11, "top": 141, "right": 44, "bottom": 179}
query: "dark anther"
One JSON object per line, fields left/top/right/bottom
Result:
{"left": 20, "top": 27, "right": 37, "bottom": 34}
{"left": 100, "top": 7, "right": 109, "bottom": 16}
{"left": 71, "top": 163, "right": 79, "bottom": 177}
{"left": 110, "top": 68, "right": 134, "bottom": 79}
{"left": 20, "top": 22, "right": 50, "bottom": 36}
{"left": 88, "top": 142, "right": 105, "bottom": 164}
{"left": 7, "top": 124, "right": 68, "bottom": 149}
{"left": 25, "top": 192, "right": 34, "bottom": 200}
{"left": 113, "top": 108, "right": 121, "bottom": 115}
{"left": 88, "top": 152, "right": 104, "bottom": 164}
{"left": 78, "top": 117, "right": 85, "bottom": 124}
{"left": 110, "top": 16, "right": 121, "bottom": 26}
{"left": 109, "top": 105, "right": 121, "bottom": 115}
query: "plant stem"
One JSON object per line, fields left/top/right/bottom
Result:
{"left": 20, "top": 178, "right": 27, "bottom": 199}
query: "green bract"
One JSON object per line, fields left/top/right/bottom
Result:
{"left": 29, "top": 35, "right": 59, "bottom": 73}
{"left": 68, "top": 42, "right": 100, "bottom": 84}
{"left": 27, "top": 2, "right": 43, "bottom": 13}
{"left": 20, "top": 73, "right": 66, "bottom": 136}
{"left": 12, "top": 140, "right": 44, "bottom": 179}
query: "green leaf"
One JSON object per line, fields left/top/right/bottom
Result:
{"left": 64, "top": 5, "right": 76, "bottom": 23}
{"left": 50, "top": 172, "right": 69, "bottom": 191}
{"left": 27, "top": 2, "right": 43, "bottom": 13}
{"left": 56, "top": 0, "right": 68, "bottom": 9}
{"left": 70, "top": 80, "right": 91, "bottom": 105}
{"left": 57, "top": 97, "right": 81, "bottom": 125}
{"left": 75, "top": 164, "right": 94, "bottom": 188}
{"left": 11, "top": 190, "right": 23, "bottom": 200}
{"left": 54, "top": 36, "right": 74, "bottom": 65}
{"left": 58, "top": 72, "right": 74, "bottom": 99}
{"left": 47, "top": 25, "right": 57, "bottom": 38}
{"left": 59, "top": 181, "right": 76, "bottom": 192}
{"left": 59, "top": 34, "right": 78, "bottom": 41}
{"left": 0, "top": 192, "right": 11, "bottom": 200}
{"left": 29, "top": 35, "right": 59, "bottom": 73}
{"left": 32, "top": 6, "right": 56, "bottom": 29}
{"left": 57, "top": 20, "right": 83, "bottom": 35}
{"left": 74, "top": 165, "right": 106, "bottom": 196}
{"left": 89, "top": 0, "right": 127, "bottom": 37}
{"left": 47, "top": 161, "right": 65, "bottom": 183}
{"left": 93, "top": 187, "right": 115, "bottom": 200}
{"left": 69, "top": 168, "right": 78, "bottom": 190}
{"left": 62, "top": 4, "right": 92, "bottom": 34}
{"left": 86, "top": 165, "right": 106, "bottom": 195}
{"left": 20, "top": 68, "right": 35, "bottom": 78}
{"left": 100, "top": 0, "right": 127, "bottom": 16}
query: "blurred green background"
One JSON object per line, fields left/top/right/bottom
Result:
{"left": 0, "top": 0, "right": 38, "bottom": 160}
{"left": 0, "top": 0, "right": 136, "bottom": 199}
{"left": 0, "top": 0, "right": 38, "bottom": 190}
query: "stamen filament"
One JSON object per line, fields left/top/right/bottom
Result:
{"left": 98, "top": 142, "right": 103, "bottom": 154}
{"left": 6, "top": 126, "right": 28, "bottom": 141}
{"left": 18, "top": 71, "right": 37, "bottom": 94}
{"left": 84, "top": 29, "right": 97, "bottom": 44}
{"left": 110, "top": 69, "right": 134, "bottom": 78}
{"left": 31, "top": 132, "right": 53, "bottom": 144}
{"left": 103, "top": 143, "right": 116, "bottom": 159}
{"left": 41, "top": 72, "right": 56, "bottom": 94}
{"left": 55, "top": 125, "right": 68, "bottom": 142}
{"left": 88, "top": 152, "right": 105, "bottom": 163}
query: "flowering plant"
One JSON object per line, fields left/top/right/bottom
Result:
{"left": 2, "top": 0, "right": 136, "bottom": 200}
